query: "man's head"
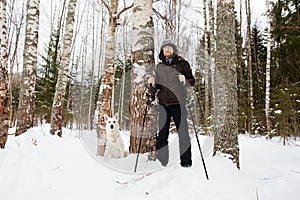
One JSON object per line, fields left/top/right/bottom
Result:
{"left": 159, "top": 40, "right": 178, "bottom": 59}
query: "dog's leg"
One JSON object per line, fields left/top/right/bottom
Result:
{"left": 103, "top": 144, "right": 111, "bottom": 161}
{"left": 120, "top": 148, "right": 124, "bottom": 158}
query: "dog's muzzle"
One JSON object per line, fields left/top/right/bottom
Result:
{"left": 110, "top": 125, "right": 114, "bottom": 129}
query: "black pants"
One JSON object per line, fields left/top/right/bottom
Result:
{"left": 156, "top": 104, "right": 192, "bottom": 166}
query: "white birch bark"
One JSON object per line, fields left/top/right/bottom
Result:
{"left": 50, "top": 0, "right": 77, "bottom": 137}
{"left": 8, "top": 0, "right": 26, "bottom": 128}
{"left": 15, "top": 0, "right": 40, "bottom": 136}
{"left": 214, "top": 0, "right": 240, "bottom": 168}
{"left": 96, "top": 0, "right": 133, "bottom": 156}
{"left": 119, "top": 21, "right": 128, "bottom": 129}
{"left": 0, "top": 0, "right": 9, "bottom": 148}
{"left": 265, "top": 0, "right": 272, "bottom": 132}
{"left": 96, "top": 0, "right": 119, "bottom": 156}
{"left": 129, "top": 0, "right": 156, "bottom": 154}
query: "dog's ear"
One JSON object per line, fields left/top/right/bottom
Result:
{"left": 104, "top": 114, "right": 109, "bottom": 121}
{"left": 114, "top": 112, "right": 119, "bottom": 121}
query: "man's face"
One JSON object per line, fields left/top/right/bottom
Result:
{"left": 163, "top": 46, "right": 174, "bottom": 58}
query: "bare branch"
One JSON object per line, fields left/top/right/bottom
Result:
{"left": 152, "top": 7, "right": 172, "bottom": 28}
{"left": 279, "top": 26, "right": 300, "bottom": 31}
{"left": 100, "top": 0, "right": 113, "bottom": 19}
{"left": 115, "top": 3, "right": 134, "bottom": 20}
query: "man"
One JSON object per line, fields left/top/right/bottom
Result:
{"left": 148, "top": 40, "right": 195, "bottom": 167}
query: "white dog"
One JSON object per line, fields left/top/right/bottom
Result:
{"left": 103, "top": 113, "right": 128, "bottom": 160}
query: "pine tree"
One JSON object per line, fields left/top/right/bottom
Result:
{"left": 214, "top": 0, "right": 240, "bottom": 168}
{"left": 36, "top": 30, "right": 61, "bottom": 123}
{"left": 270, "top": 0, "right": 300, "bottom": 139}
{"left": 251, "top": 25, "right": 267, "bottom": 133}
{"left": 272, "top": 0, "right": 300, "bottom": 85}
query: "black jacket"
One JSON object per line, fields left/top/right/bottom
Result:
{"left": 155, "top": 54, "right": 195, "bottom": 106}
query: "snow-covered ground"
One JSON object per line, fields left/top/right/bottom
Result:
{"left": 1, "top": 124, "right": 300, "bottom": 200}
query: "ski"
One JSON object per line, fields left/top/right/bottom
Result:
{"left": 116, "top": 172, "right": 152, "bottom": 185}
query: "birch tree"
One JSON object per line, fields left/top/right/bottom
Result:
{"left": 96, "top": 0, "right": 133, "bottom": 156}
{"left": 15, "top": 0, "right": 40, "bottom": 136}
{"left": 167, "top": 0, "right": 177, "bottom": 41}
{"left": 214, "top": 0, "right": 240, "bottom": 168}
{"left": 129, "top": 0, "right": 156, "bottom": 154}
{"left": 118, "top": 13, "right": 130, "bottom": 129}
{"left": 7, "top": 0, "right": 26, "bottom": 127}
{"left": 265, "top": 0, "right": 272, "bottom": 133}
{"left": 0, "top": 0, "right": 9, "bottom": 148}
{"left": 50, "top": 0, "right": 77, "bottom": 137}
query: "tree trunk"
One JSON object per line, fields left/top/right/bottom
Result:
{"left": 119, "top": 20, "right": 128, "bottom": 129}
{"left": 237, "top": 0, "right": 245, "bottom": 132}
{"left": 15, "top": 0, "right": 40, "bottom": 136}
{"left": 208, "top": 0, "right": 216, "bottom": 132}
{"left": 96, "top": 0, "right": 133, "bottom": 156}
{"left": 129, "top": 0, "right": 157, "bottom": 154}
{"left": 50, "top": 0, "right": 77, "bottom": 137}
{"left": 265, "top": 0, "right": 272, "bottom": 133}
{"left": 96, "top": 0, "right": 118, "bottom": 156}
{"left": 79, "top": 40, "right": 86, "bottom": 129}
{"left": 214, "top": 0, "right": 240, "bottom": 169}
{"left": 245, "top": 0, "right": 254, "bottom": 133}
{"left": 203, "top": 0, "right": 211, "bottom": 124}
{"left": 0, "top": 0, "right": 9, "bottom": 148}
{"left": 8, "top": 0, "right": 26, "bottom": 128}
{"left": 88, "top": 5, "right": 96, "bottom": 130}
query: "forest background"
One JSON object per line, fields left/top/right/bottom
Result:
{"left": 0, "top": 0, "right": 299, "bottom": 168}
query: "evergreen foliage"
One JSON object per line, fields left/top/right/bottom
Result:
{"left": 251, "top": 25, "right": 268, "bottom": 134}
{"left": 270, "top": 0, "right": 300, "bottom": 138}
{"left": 272, "top": 0, "right": 300, "bottom": 86}
{"left": 36, "top": 30, "right": 60, "bottom": 123}
{"left": 71, "top": 68, "right": 97, "bottom": 128}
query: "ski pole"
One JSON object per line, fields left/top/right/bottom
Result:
{"left": 134, "top": 84, "right": 155, "bottom": 173}
{"left": 187, "top": 103, "right": 209, "bottom": 180}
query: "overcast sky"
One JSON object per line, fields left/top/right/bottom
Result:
{"left": 246, "top": 0, "right": 268, "bottom": 28}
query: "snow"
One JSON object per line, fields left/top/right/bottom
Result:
{"left": 1, "top": 124, "right": 300, "bottom": 200}
{"left": 132, "top": 63, "right": 146, "bottom": 84}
